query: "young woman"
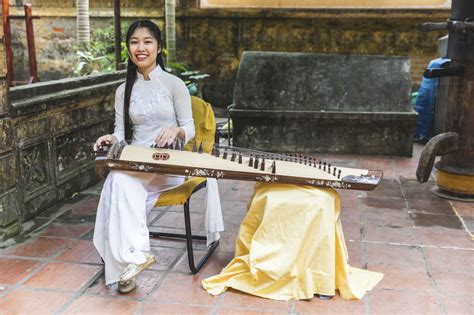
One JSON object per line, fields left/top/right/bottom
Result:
{"left": 93, "top": 20, "right": 195, "bottom": 293}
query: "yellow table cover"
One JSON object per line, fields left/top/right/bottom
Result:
{"left": 202, "top": 183, "right": 383, "bottom": 300}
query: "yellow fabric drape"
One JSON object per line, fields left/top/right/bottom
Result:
{"left": 184, "top": 95, "right": 216, "bottom": 154}
{"left": 202, "top": 183, "right": 383, "bottom": 301}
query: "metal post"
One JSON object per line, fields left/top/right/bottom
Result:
{"left": 113, "top": 0, "right": 121, "bottom": 70}
{"left": 24, "top": 4, "right": 39, "bottom": 83}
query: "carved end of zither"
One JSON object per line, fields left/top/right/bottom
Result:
{"left": 416, "top": 132, "right": 459, "bottom": 183}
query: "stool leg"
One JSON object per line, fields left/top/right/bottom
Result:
{"left": 149, "top": 181, "right": 219, "bottom": 274}
{"left": 183, "top": 200, "right": 196, "bottom": 272}
{"left": 183, "top": 199, "right": 220, "bottom": 274}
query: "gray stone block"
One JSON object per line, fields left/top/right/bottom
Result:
{"left": 230, "top": 51, "right": 417, "bottom": 156}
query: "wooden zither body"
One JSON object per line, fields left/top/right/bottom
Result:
{"left": 95, "top": 142, "right": 383, "bottom": 191}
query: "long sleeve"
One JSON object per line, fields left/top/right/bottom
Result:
{"left": 172, "top": 80, "right": 195, "bottom": 144}
{"left": 112, "top": 84, "right": 126, "bottom": 143}
{"left": 119, "top": 67, "right": 196, "bottom": 147}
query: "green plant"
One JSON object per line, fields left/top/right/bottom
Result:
{"left": 162, "top": 48, "right": 210, "bottom": 95}
{"left": 73, "top": 22, "right": 129, "bottom": 76}
{"left": 73, "top": 24, "right": 210, "bottom": 93}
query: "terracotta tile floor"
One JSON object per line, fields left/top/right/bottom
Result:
{"left": 0, "top": 143, "right": 473, "bottom": 314}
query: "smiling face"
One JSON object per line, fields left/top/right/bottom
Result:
{"left": 128, "top": 27, "right": 160, "bottom": 79}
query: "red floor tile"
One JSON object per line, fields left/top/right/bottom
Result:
{"left": 403, "top": 184, "right": 443, "bottom": 203}
{"left": 339, "top": 194, "right": 360, "bottom": 213}
{"left": 362, "top": 196, "right": 407, "bottom": 212}
{"left": 341, "top": 223, "right": 361, "bottom": 241}
{"left": 149, "top": 235, "right": 187, "bottom": 249}
{"left": 346, "top": 241, "right": 363, "bottom": 268}
{"left": 364, "top": 243, "right": 425, "bottom": 266}
{"left": 0, "top": 258, "right": 41, "bottom": 285}
{"left": 339, "top": 207, "right": 361, "bottom": 223}
{"left": 411, "top": 212, "right": 463, "bottom": 230}
{"left": 217, "top": 307, "right": 281, "bottom": 314}
{"left": 407, "top": 198, "right": 455, "bottom": 215}
{"left": 222, "top": 214, "right": 247, "bottom": 233}
{"left": 394, "top": 158, "right": 420, "bottom": 181}
{"left": 295, "top": 294, "right": 365, "bottom": 314}
{"left": 56, "top": 240, "right": 102, "bottom": 264}
{"left": 369, "top": 289, "right": 441, "bottom": 314}
{"left": 152, "top": 273, "right": 216, "bottom": 305}
{"left": 4, "top": 237, "right": 75, "bottom": 258}
{"left": 423, "top": 247, "right": 473, "bottom": 275}
{"left": 3, "top": 142, "right": 473, "bottom": 313}
{"left": 451, "top": 201, "right": 474, "bottom": 216}
{"left": 59, "top": 196, "right": 99, "bottom": 222}
{"left": 363, "top": 207, "right": 412, "bottom": 228}
{"left": 366, "top": 264, "right": 433, "bottom": 293}
{"left": 148, "top": 246, "right": 184, "bottom": 271}
{"left": 442, "top": 294, "right": 474, "bottom": 315}
{"left": 365, "top": 179, "right": 403, "bottom": 199}
{"left": 63, "top": 295, "right": 141, "bottom": 314}
{"left": 221, "top": 200, "right": 249, "bottom": 216}
{"left": 166, "top": 243, "right": 234, "bottom": 275}
{"left": 72, "top": 195, "right": 100, "bottom": 210}
{"left": 151, "top": 211, "right": 204, "bottom": 230}
{"left": 200, "top": 251, "right": 235, "bottom": 276}
{"left": 364, "top": 225, "right": 419, "bottom": 245}
{"left": 39, "top": 222, "right": 94, "bottom": 239}
{"left": 220, "top": 290, "right": 291, "bottom": 312}
{"left": 23, "top": 262, "right": 102, "bottom": 291}
{"left": 214, "top": 231, "right": 238, "bottom": 253}
{"left": 172, "top": 249, "right": 208, "bottom": 273}
{"left": 143, "top": 302, "right": 212, "bottom": 315}
{"left": 0, "top": 288, "right": 72, "bottom": 314}
{"left": 85, "top": 269, "right": 163, "bottom": 299}
{"left": 431, "top": 269, "right": 474, "bottom": 297}
{"left": 416, "top": 226, "right": 472, "bottom": 248}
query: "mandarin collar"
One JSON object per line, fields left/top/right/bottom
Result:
{"left": 136, "top": 65, "right": 163, "bottom": 81}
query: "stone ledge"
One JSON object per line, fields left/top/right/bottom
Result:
{"left": 8, "top": 72, "right": 125, "bottom": 117}
{"left": 230, "top": 109, "right": 418, "bottom": 121}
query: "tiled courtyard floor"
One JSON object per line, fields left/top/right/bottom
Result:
{"left": 0, "top": 143, "right": 472, "bottom": 314}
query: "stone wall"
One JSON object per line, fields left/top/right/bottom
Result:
{"left": 0, "top": 4, "right": 20, "bottom": 240}
{"left": 0, "top": 67, "right": 124, "bottom": 239}
{"left": 6, "top": 1, "right": 449, "bottom": 108}
{"left": 176, "top": 8, "right": 449, "bottom": 108}
{"left": 9, "top": 0, "right": 165, "bottom": 82}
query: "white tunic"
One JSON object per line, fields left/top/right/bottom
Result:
{"left": 112, "top": 65, "right": 195, "bottom": 146}
{"left": 93, "top": 66, "right": 223, "bottom": 285}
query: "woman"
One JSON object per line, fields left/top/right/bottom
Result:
{"left": 92, "top": 20, "right": 195, "bottom": 293}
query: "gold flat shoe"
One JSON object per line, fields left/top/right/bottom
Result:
{"left": 118, "top": 277, "right": 136, "bottom": 294}
{"left": 119, "top": 253, "right": 157, "bottom": 282}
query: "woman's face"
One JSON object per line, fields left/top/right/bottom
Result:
{"left": 128, "top": 27, "right": 160, "bottom": 77}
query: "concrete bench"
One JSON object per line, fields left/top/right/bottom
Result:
{"left": 229, "top": 51, "right": 417, "bottom": 156}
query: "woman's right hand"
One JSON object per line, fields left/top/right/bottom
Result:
{"left": 93, "top": 134, "right": 118, "bottom": 152}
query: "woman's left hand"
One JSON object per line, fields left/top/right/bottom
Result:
{"left": 155, "top": 127, "right": 181, "bottom": 147}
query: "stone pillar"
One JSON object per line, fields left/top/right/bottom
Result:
{"left": 0, "top": 7, "right": 20, "bottom": 240}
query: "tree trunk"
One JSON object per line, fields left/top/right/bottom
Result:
{"left": 76, "top": 0, "right": 90, "bottom": 47}
{"left": 165, "top": 0, "right": 176, "bottom": 62}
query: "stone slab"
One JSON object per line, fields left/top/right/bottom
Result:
{"left": 0, "top": 189, "right": 20, "bottom": 228}
{"left": 233, "top": 51, "right": 412, "bottom": 112}
{"left": 0, "top": 153, "right": 16, "bottom": 193}
{"left": 231, "top": 51, "right": 417, "bottom": 156}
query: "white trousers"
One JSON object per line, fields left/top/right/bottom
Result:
{"left": 93, "top": 170, "right": 183, "bottom": 285}
{"left": 93, "top": 170, "right": 224, "bottom": 285}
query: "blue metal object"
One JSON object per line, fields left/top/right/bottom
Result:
{"left": 414, "top": 57, "right": 450, "bottom": 143}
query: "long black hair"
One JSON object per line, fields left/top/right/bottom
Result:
{"left": 123, "top": 20, "right": 166, "bottom": 141}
